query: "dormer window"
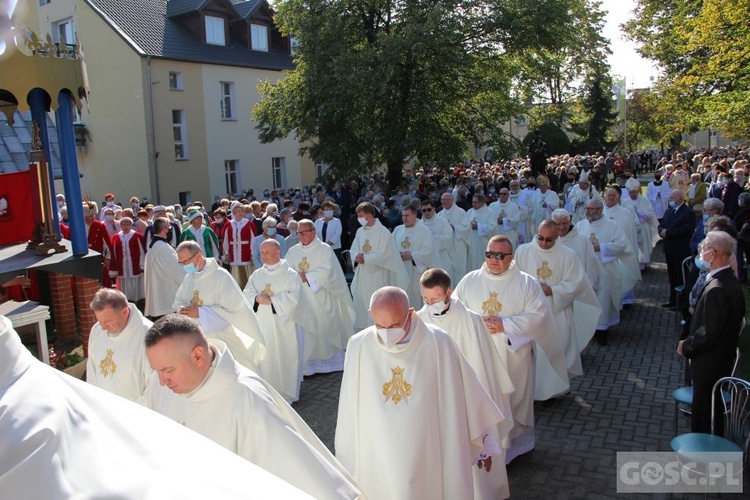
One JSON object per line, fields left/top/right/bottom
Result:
{"left": 251, "top": 24, "right": 268, "bottom": 52}
{"left": 205, "top": 16, "right": 226, "bottom": 45}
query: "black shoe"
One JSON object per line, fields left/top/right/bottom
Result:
{"left": 661, "top": 302, "right": 676, "bottom": 308}
{"left": 622, "top": 304, "right": 633, "bottom": 311}
{"left": 594, "top": 330, "right": 608, "bottom": 346}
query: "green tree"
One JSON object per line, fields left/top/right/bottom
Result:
{"left": 522, "top": 122, "right": 571, "bottom": 155}
{"left": 254, "top": 0, "right": 574, "bottom": 190}
{"left": 568, "top": 66, "right": 618, "bottom": 154}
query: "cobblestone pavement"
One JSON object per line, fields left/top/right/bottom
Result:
{"left": 293, "top": 243, "right": 746, "bottom": 498}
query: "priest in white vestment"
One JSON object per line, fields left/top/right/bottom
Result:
{"left": 417, "top": 269, "right": 513, "bottom": 500}
{"left": 488, "top": 187, "right": 521, "bottom": 250}
{"left": 0, "top": 316, "right": 316, "bottom": 500}
{"left": 349, "top": 202, "right": 408, "bottom": 330}
{"left": 244, "top": 240, "right": 306, "bottom": 403}
{"left": 647, "top": 173, "right": 671, "bottom": 221}
{"left": 515, "top": 221, "right": 601, "bottom": 399}
{"left": 622, "top": 177, "right": 659, "bottom": 268}
{"left": 87, "top": 289, "right": 153, "bottom": 401}
{"left": 603, "top": 187, "right": 642, "bottom": 306}
{"left": 565, "top": 171, "right": 601, "bottom": 223}
{"left": 576, "top": 199, "right": 640, "bottom": 345}
{"left": 454, "top": 235, "right": 566, "bottom": 463}
{"left": 510, "top": 180, "right": 532, "bottom": 244}
{"left": 336, "top": 287, "right": 506, "bottom": 500}
{"left": 438, "top": 191, "right": 472, "bottom": 278}
{"left": 141, "top": 315, "right": 361, "bottom": 499}
{"left": 421, "top": 198, "right": 455, "bottom": 282}
{"left": 144, "top": 217, "right": 185, "bottom": 319}
{"left": 174, "top": 241, "right": 267, "bottom": 375}
{"left": 392, "top": 203, "right": 439, "bottom": 308}
{"left": 529, "top": 176, "right": 560, "bottom": 229}
{"left": 467, "top": 194, "right": 498, "bottom": 271}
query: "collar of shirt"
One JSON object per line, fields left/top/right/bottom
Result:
{"left": 707, "top": 264, "right": 732, "bottom": 280}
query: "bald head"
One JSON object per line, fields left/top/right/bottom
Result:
{"left": 370, "top": 286, "right": 410, "bottom": 313}
{"left": 260, "top": 238, "right": 281, "bottom": 266}
{"left": 369, "top": 287, "right": 414, "bottom": 344}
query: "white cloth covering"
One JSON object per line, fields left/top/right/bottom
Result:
{"left": 565, "top": 185, "right": 602, "bottom": 223}
{"left": 336, "top": 315, "right": 507, "bottom": 500}
{"left": 141, "top": 340, "right": 361, "bottom": 499}
{"left": 437, "top": 203, "right": 472, "bottom": 277}
{"left": 86, "top": 304, "right": 153, "bottom": 401}
{"left": 244, "top": 261, "right": 305, "bottom": 402}
{"left": 529, "top": 189, "right": 560, "bottom": 228}
{"left": 488, "top": 199, "right": 521, "bottom": 250}
{"left": 144, "top": 238, "right": 186, "bottom": 317}
{"left": 515, "top": 239, "right": 601, "bottom": 398}
{"left": 647, "top": 180, "right": 671, "bottom": 219}
{"left": 454, "top": 262, "right": 567, "bottom": 462}
{"left": 422, "top": 213, "right": 455, "bottom": 283}
{"left": 174, "top": 258, "right": 267, "bottom": 375}
{"left": 392, "top": 220, "right": 439, "bottom": 308}
{"left": 286, "top": 238, "right": 356, "bottom": 374}
{"left": 467, "top": 205, "right": 498, "bottom": 272}
{"left": 622, "top": 194, "right": 660, "bottom": 265}
{"left": 349, "top": 219, "right": 409, "bottom": 329}
{"left": 0, "top": 316, "right": 314, "bottom": 500}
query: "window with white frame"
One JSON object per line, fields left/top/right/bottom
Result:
{"left": 172, "top": 110, "right": 188, "bottom": 159}
{"left": 225, "top": 160, "right": 239, "bottom": 195}
{"left": 220, "top": 82, "right": 235, "bottom": 120}
{"left": 205, "top": 16, "right": 225, "bottom": 45}
{"left": 53, "top": 18, "right": 76, "bottom": 46}
{"left": 251, "top": 24, "right": 268, "bottom": 52}
{"left": 169, "top": 72, "right": 183, "bottom": 90}
{"left": 315, "top": 162, "right": 328, "bottom": 178}
{"left": 272, "top": 157, "right": 286, "bottom": 189}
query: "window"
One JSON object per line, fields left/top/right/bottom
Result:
{"left": 179, "top": 191, "right": 192, "bottom": 207}
{"left": 169, "top": 72, "right": 183, "bottom": 90}
{"left": 251, "top": 24, "right": 268, "bottom": 52}
{"left": 172, "top": 110, "right": 188, "bottom": 159}
{"left": 315, "top": 162, "right": 328, "bottom": 178}
{"left": 290, "top": 35, "right": 299, "bottom": 55}
{"left": 272, "top": 157, "right": 286, "bottom": 189}
{"left": 205, "top": 16, "right": 225, "bottom": 45}
{"left": 39, "top": 0, "right": 51, "bottom": 5}
{"left": 53, "top": 18, "right": 76, "bottom": 46}
{"left": 225, "top": 160, "right": 239, "bottom": 195}
{"left": 220, "top": 82, "right": 235, "bottom": 120}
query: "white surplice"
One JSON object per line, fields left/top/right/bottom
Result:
{"left": 647, "top": 180, "right": 671, "bottom": 219}
{"left": 603, "top": 203, "right": 642, "bottom": 304}
{"left": 422, "top": 213, "right": 455, "bottom": 282}
{"left": 488, "top": 199, "right": 521, "bottom": 250}
{"left": 86, "top": 304, "right": 153, "bottom": 401}
{"left": 454, "top": 262, "right": 567, "bottom": 462}
{"left": 392, "top": 220, "right": 439, "bottom": 308}
{"left": 144, "top": 238, "right": 186, "bottom": 317}
{"left": 244, "top": 261, "right": 305, "bottom": 403}
{"left": 174, "top": 258, "right": 267, "bottom": 375}
{"left": 286, "top": 238, "right": 355, "bottom": 374}
{"left": 336, "top": 315, "right": 506, "bottom": 500}
{"left": 529, "top": 188, "right": 560, "bottom": 228}
{"left": 0, "top": 316, "right": 315, "bottom": 500}
{"left": 622, "top": 194, "right": 660, "bottom": 265}
{"left": 565, "top": 185, "right": 602, "bottom": 223}
{"left": 141, "top": 341, "right": 361, "bottom": 499}
{"left": 515, "top": 240, "right": 601, "bottom": 398}
{"left": 437, "top": 203, "right": 472, "bottom": 277}
{"left": 349, "top": 220, "right": 409, "bottom": 330}
{"left": 467, "top": 205, "right": 498, "bottom": 272}
{"left": 416, "top": 298, "right": 514, "bottom": 500}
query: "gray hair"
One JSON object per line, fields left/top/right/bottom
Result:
{"left": 90, "top": 288, "right": 128, "bottom": 312}
{"left": 176, "top": 240, "right": 201, "bottom": 255}
{"left": 703, "top": 198, "right": 724, "bottom": 212}
{"left": 551, "top": 208, "right": 571, "bottom": 221}
{"left": 704, "top": 230, "right": 736, "bottom": 257}
{"left": 739, "top": 192, "right": 750, "bottom": 207}
{"left": 262, "top": 217, "right": 277, "bottom": 229}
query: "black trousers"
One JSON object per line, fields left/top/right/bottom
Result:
{"left": 691, "top": 380, "right": 724, "bottom": 436}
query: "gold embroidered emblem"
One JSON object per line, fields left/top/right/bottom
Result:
{"left": 382, "top": 366, "right": 412, "bottom": 405}
{"left": 482, "top": 291, "right": 503, "bottom": 316}
{"left": 537, "top": 260, "right": 553, "bottom": 281}
{"left": 590, "top": 232, "right": 598, "bottom": 245}
{"left": 401, "top": 236, "right": 411, "bottom": 250}
{"left": 190, "top": 290, "right": 203, "bottom": 307}
{"left": 609, "top": 216, "right": 615, "bottom": 220}
{"left": 362, "top": 239, "right": 372, "bottom": 253}
{"left": 99, "top": 349, "right": 117, "bottom": 378}
{"left": 499, "top": 210, "right": 507, "bottom": 218}
{"left": 262, "top": 283, "right": 274, "bottom": 296}
{"left": 298, "top": 257, "right": 310, "bottom": 273}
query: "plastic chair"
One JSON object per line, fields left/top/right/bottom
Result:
{"left": 674, "top": 256, "right": 692, "bottom": 312}
{"left": 673, "top": 346, "right": 741, "bottom": 436}
{"left": 670, "top": 377, "right": 750, "bottom": 488}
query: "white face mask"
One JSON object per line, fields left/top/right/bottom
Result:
{"left": 376, "top": 315, "right": 409, "bottom": 348}
{"left": 358, "top": 217, "right": 368, "bottom": 227}
{"left": 105, "top": 215, "right": 114, "bottom": 221}
{"left": 290, "top": 230, "right": 298, "bottom": 237}
{"left": 57, "top": 200, "right": 64, "bottom": 208}
{"left": 324, "top": 210, "right": 334, "bottom": 219}
{"left": 427, "top": 296, "right": 449, "bottom": 316}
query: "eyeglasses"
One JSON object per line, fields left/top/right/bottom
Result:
{"left": 297, "top": 229, "right": 315, "bottom": 235}
{"left": 178, "top": 252, "right": 199, "bottom": 265}
{"left": 485, "top": 251, "right": 511, "bottom": 260}
{"left": 536, "top": 235, "right": 555, "bottom": 243}
{"left": 422, "top": 208, "right": 434, "bottom": 212}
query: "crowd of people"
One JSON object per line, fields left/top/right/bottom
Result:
{"left": 24, "top": 144, "right": 749, "bottom": 498}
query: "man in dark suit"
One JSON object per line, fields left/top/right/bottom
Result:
{"left": 719, "top": 172, "right": 742, "bottom": 219}
{"left": 658, "top": 189, "right": 696, "bottom": 307}
{"left": 678, "top": 231, "right": 745, "bottom": 435}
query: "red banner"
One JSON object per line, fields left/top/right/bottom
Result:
{"left": 0, "top": 171, "right": 35, "bottom": 245}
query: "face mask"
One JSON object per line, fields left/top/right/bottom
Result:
{"left": 694, "top": 255, "right": 710, "bottom": 272}
{"left": 668, "top": 200, "right": 676, "bottom": 208}
{"left": 376, "top": 315, "right": 409, "bottom": 348}
{"left": 214, "top": 217, "right": 224, "bottom": 224}
{"left": 57, "top": 201, "right": 64, "bottom": 208}
{"left": 106, "top": 201, "right": 114, "bottom": 206}
{"left": 105, "top": 215, "right": 114, "bottom": 221}
{"left": 358, "top": 217, "right": 368, "bottom": 226}
{"left": 183, "top": 263, "right": 198, "bottom": 274}
{"left": 324, "top": 210, "right": 334, "bottom": 218}
{"left": 427, "top": 297, "right": 449, "bottom": 316}
{"left": 489, "top": 188, "right": 496, "bottom": 194}
{"left": 266, "top": 228, "right": 277, "bottom": 236}
{"left": 290, "top": 230, "right": 297, "bottom": 237}
{"left": 520, "top": 183, "right": 527, "bottom": 189}
{"left": 702, "top": 213, "right": 709, "bottom": 222}
{"left": 176, "top": 208, "right": 182, "bottom": 214}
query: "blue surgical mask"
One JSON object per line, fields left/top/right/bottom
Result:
{"left": 702, "top": 213, "right": 709, "bottom": 222}
{"left": 694, "top": 255, "right": 709, "bottom": 272}
{"left": 668, "top": 200, "right": 676, "bottom": 208}
{"left": 183, "top": 263, "right": 198, "bottom": 274}
{"left": 267, "top": 228, "right": 277, "bottom": 236}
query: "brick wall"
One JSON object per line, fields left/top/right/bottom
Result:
{"left": 74, "top": 277, "right": 101, "bottom": 356}
{"left": 49, "top": 272, "right": 77, "bottom": 343}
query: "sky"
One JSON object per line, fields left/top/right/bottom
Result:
{"left": 599, "top": 0, "right": 660, "bottom": 90}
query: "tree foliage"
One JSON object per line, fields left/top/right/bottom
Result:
{"left": 522, "top": 122, "right": 571, "bottom": 155}
{"left": 624, "top": 0, "right": 750, "bottom": 139}
{"left": 254, "top": 0, "right": 575, "bottom": 189}
{"left": 568, "top": 66, "right": 618, "bottom": 154}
